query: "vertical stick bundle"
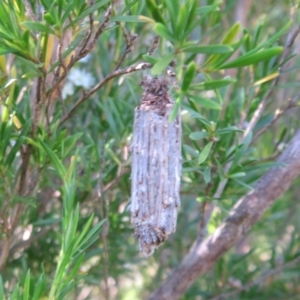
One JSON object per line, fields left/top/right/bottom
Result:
{"left": 131, "top": 76, "right": 181, "bottom": 256}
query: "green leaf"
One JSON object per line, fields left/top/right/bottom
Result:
{"left": 207, "top": 36, "right": 246, "bottom": 70}
{"left": 22, "top": 21, "right": 55, "bottom": 34}
{"left": 175, "top": 4, "right": 187, "bottom": 38}
{"left": 228, "top": 172, "right": 246, "bottom": 178}
{"left": 196, "top": 5, "right": 220, "bottom": 14}
{"left": 182, "top": 44, "right": 233, "bottom": 54}
{"left": 145, "top": 0, "right": 166, "bottom": 25}
{"left": 183, "top": 144, "right": 199, "bottom": 157}
{"left": 73, "top": 214, "right": 95, "bottom": 249}
{"left": 252, "top": 21, "right": 291, "bottom": 53}
{"left": 0, "top": 276, "right": 4, "bottom": 300}
{"left": 23, "top": 270, "right": 30, "bottom": 300}
{"left": 190, "top": 79, "right": 236, "bottom": 90}
{"left": 204, "top": 166, "right": 211, "bottom": 183}
{"left": 169, "top": 97, "right": 181, "bottom": 122}
{"left": 154, "top": 23, "right": 176, "bottom": 44}
{"left": 142, "top": 54, "right": 158, "bottom": 64}
{"left": 199, "top": 141, "right": 213, "bottom": 165}
{"left": 61, "top": 2, "right": 75, "bottom": 24}
{"left": 184, "top": 0, "right": 198, "bottom": 34}
{"left": 5, "top": 120, "right": 30, "bottom": 169}
{"left": 182, "top": 61, "right": 196, "bottom": 91}
{"left": 111, "top": 15, "right": 145, "bottom": 22}
{"left": 38, "top": 139, "right": 66, "bottom": 178}
{"left": 219, "top": 47, "right": 283, "bottom": 69}
{"left": 189, "top": 131, "right": 209, "bottom": 140}
{"left": 165, "top": 0, "right": 179, "bottom": 33}
{"left": 221, "top": 22, "right": 241, "bottom": 45}
{"left": 151, "top": 53, "right": 175, "bottom": 75}
{"left": 77, "top": 219, "right": 106, "bottom": 250}
{"left": 66, "top": 0, "right": 110, "bottom": 29}
{"left": 233, "top": 178, "right": 254, "bottom": 190}
{"left": 44, "top": 13, "right": 56, "bottom": 25}
{"left": 205, "top": 22, "right": 241, "bottom": 66}
{"left": 189, "top": 95, "right": 221, "bottom": 110}
{"left": 216, "top": 126, "right": 243, "bottom": 135}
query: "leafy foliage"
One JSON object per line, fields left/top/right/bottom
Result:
{"left": 0, "top": 0, "right": 299, "bottom": 299}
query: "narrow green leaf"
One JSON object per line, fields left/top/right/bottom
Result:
{"left": 165, "top": 0, "right": 179, "bottom": 33}
{"left": 232, "top": 131, "right": 252, "bottom": 169}
{"left": 233, "top": 178, "right": 254, "bottom": 190}
{"left": 65, "top": 253, "right": 85, "bottom": 282}
{"left": 196, "top": 5, "right": 220, "bottom": 14}
{"left": 204, "top": 166, "right": 211, "bottom": 183}
{"left": 191, "top": 95, "right": 222, "bottom": 110}
{"left": 142, "top": 54, "right": 158, "bottom": 64}
{"left": 23, "top": 270, "right": 30, "bottom": 300}
{"left": 0, "top": 276, "right": 4, "bottom": 300}
{"left": 219, "top": 47, "right": 283, "bottom": 69}
{"left": 183, "top": 144, "right": 199, "bottom": 157}
{"left": 151, "top": 53, "right": 175, "bottom": 75}
{"left": 44, "top": 13, "right": 56, "bottom": 25}
{"left": 111, "top": 15, "right": 145, "bottom": 22}
{"left": 228, "top": 172, "right": 246, "bottom": 178}
{"left": 73, "top": 214, "right": 94, "bottom": 249}
{"left": 169, "top": 97, "right": 181, "bottom": 122}
{"left": 38, "top": 139, "right": 66, "bottom": 178}
{"left": 154, "top": 23, "right": 176, "bottom": 44}
{"left": 6, "top": 121, "right": 30, "bottom": 168}
{"left": 199, "top": 141, "right": 213, "bottom": 165}
{"left": 190, "top": 79, "right": 236, "bottom": 90}
{"left": 216, "top": 126, "right": 243, "bottom": 135}
{"left": 175, "top": 4, "right": 187, "bottom": 38}
{"left": 184, "top": 0, "right": 198, "bottom": 34}
{"left": 207, "top": 36, "right": 246, "bottom": 70}
{"left": 145, "top": 0, "right": 166, "bottom": 25}
{"left": 252, "top": 21, "right": 291, "bottom": 53}
{"left": 205, "top": 22, "right": 241, "bottom": 66}
{"left": 182, "top": 44, "right": 233, "bottom": 54}
{"left": 66, "top": 0, "right": 110, "bottom": 29}
{"left": 253, "top": 23, "right": 263, "bottom": 48}
{"left": 22, "top": 21, "right": 55, "bottom": 34}
{"left": 189, "top": 131, "right": 209, "bottom": 140}
{"left": 61, "top": 3, "right": 75, "bottom": 24}
{"left": 182, "top": 61, "right": 196, "bottom": 91}
{"left": 77, "top": 219, "right": 106, "bottom": 250}
{"left": 221, "top": 22, "right": 241, "bottom": 45}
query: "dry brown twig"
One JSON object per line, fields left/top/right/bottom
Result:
{"left": 114, "top": 24, "right": 138, "bottom": 71}
{"left": 252, "top": 91, "right": 300, "bottom": 143}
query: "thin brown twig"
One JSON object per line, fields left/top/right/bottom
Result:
{"left": 147, "top": 36, "right": 160, "bottom": 55}
{"left": 78, "top": 1, "right": 94, "bottom": 55}
{"left": 22, "top": 0, "right": 37, "bottom": 21}
{"left": 58, "top": 62, "right": 152, "bottom": 127}
{"left": 80, "top": 3, "right": 114, "bottom": 57}
{"left": 114, "top": 24, "right": 137, "bottom": 71}
{"left": 46, "top": 3, "right": 114, "bottom": 102}
{"left": 57, "top": 41, "right": 67, "bottom": 76}
{"left": 252, "top": 92, "right": 300, "bottom": 143}
{"left": 211, "top": 256, "right": 300, "bottom": 300}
